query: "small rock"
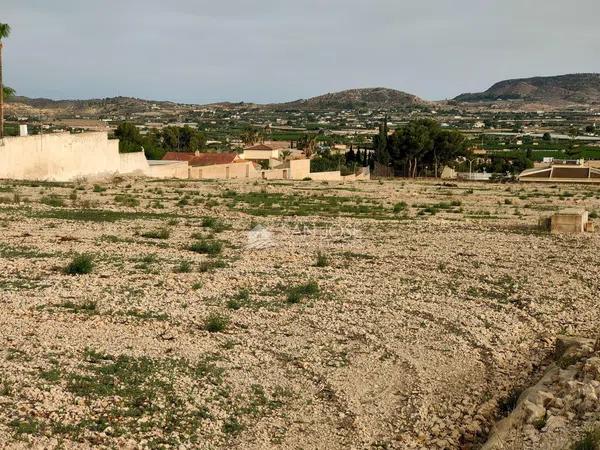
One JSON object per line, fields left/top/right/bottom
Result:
{"left": 530, "top": 390, "right": 554, "bottom": 408}
{"left": 580, "top": 384, "right": 598, "bottom": 402}
{"left": 542, "top": 415, "right": 567, "bottom": 432}
{"left": 523, "top": 400, "right": 546, "bottom": 424}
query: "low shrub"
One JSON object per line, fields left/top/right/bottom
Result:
{"left": 287, "top": 281, "right": 320, "bottom": 304}
{"left": 205, "top": 313, "right": 229, "bottom": 333}
{"left": 315, "top": 252, "right": 329, "bottom": 267}
{"left": 393, "top": 201, "right": 408, "bottom": 213}
{"left": 141, "top": 228, "right": 170, "bottom": 240}
{"left": 189, "top": 239, "right": 223, "bottom": 255}
{"left": 572, "top": 427, "right": 600, "bottom": 450}
{"left": 227, "top": 289, "right": 250, "bottom": 310}
{"left": 175, "top": 260, "right": 192, "bottom": 273}
{"left": 41, "top": 195, "right": 65, "bottom": 207}
{"left": 65, "top": 254, "right": 94, "bottom": 275}
{"left": 201, "top": 216, "right": 230, "bottom": 233}
{"left": 114, "top": 194, "right": 140, "bottom": 207}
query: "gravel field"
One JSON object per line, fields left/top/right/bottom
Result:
{"left": 0, "top": 177, "right": 598, "bottom": 449}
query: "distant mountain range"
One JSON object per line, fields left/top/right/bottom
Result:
{"left": 6, "top": 74, "right": 600, "bottom": 118}
{"left": 7, "top": 88, "right": 426, "bottom": 117}
{"left": 454, "top": 73, "right": 600, "bottom": 105}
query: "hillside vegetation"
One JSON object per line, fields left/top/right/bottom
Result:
{"left": 455, "top": 73, "right": 600, "bottom": 105}
{"left": 269, "top": 87, "right": 427, "bottom": 111}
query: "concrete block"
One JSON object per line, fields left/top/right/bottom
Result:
{"left": 551, "top": 209, "right": 589, "bottom": 234}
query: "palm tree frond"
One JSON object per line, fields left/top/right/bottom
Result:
{"left": 2, "top": 86, "right": 15, "bottom": 98}
{"left": 0, "top": 23, "right": 11, "bottom": 40}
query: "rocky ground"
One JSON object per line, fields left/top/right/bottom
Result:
{"left": 0, "top": 177, "right": 598, "bottom": 449}
{"left": 482, "top": 336, "right": 600, "bottom": 450}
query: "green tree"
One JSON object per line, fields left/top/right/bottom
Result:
{"left": 187, "top": 130, "right": 206, "bottom": 151}
{"left": 345, "top": 148, "right": 356, "bottom": 165}
{"left": 373, "top": 117, "right": 390, "bottom": 165}
{"left": 281, "top": 149, "right": 292, "bottom": 161}
{"left": 526, "top": 147, "right": 533, "bottom": 160}
{"left": 2, "top": 86, "right": 14, "bottom": 99}
{"left": 241, "top": 127, "right": 262, "bottom": 146}
{"left": 432, "top": 129, "right": 468, "bottom": 177}
{"left": 161, "top": 126, "right": 181, "bottom": 150}
{"left": 178, "top": 125, "right": 206, "bottom": 151}
{"left": 568, "top": 127, "right": 579, "bottom": 139}
{"left": 0, "top": 23, "right": 11, "bottom": 139}
{"left": 114, "top": 122, "right": 205, "bottom": 159}
{"left": 310, "top": 149, "right": 346, "bottom": 173}
{"left": 143, "top": 129, "right": 166, "bottom": 160}
{"left": 384, "top": 119, "right": 467, "bottom": 177}
{"left": 542, "top": 132, "right": 552, "bottom": 141}
{"left": 114, "top": 122, "right": 143, "bottom": 153}
{"left": 298, "top": 133, "right": 318, "bottom": 158}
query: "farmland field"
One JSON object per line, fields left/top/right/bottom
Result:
{"left": 0, "top": 177, "right": 598, "bottom": 449}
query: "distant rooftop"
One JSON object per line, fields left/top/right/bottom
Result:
{"left": 520, "top": 165, "right": 600, "bottom": 182}
{"left": 163, "top": 151, "right": 241, "bottom": 167}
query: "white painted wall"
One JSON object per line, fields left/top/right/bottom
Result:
{"left": 0, "top": 132, "right": 154, "bottom": 181}
{"left": 0, "top": 132, "right": 118, "bottom": 181}
{"left": 119, "top": 151, "right": 150, "bottom": 175}
{"left": 241, "top": 149, "right": 280, "bottom": 160}
{"left": 308, "top": 171, "right": 342, "bottom": 181}
{"left": 148, "top": 161, "right": 189, "bottom": 179}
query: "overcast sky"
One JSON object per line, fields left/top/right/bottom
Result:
{"left": 2, "top": 0, "right": 599, "bottom": 103}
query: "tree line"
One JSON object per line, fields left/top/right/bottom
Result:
{"left": 115, "top": 123, "right": 207, "bottom": 160}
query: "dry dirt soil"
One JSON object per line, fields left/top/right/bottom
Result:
{"left": 0, "top": 178, "right": 598, "bottom": 449}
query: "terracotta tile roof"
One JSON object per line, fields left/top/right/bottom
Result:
{"left": 163, "top": 152, "right": 196, "bottom": 162}
{"left": 189, "top": 153, "right": 240, "bottom": 167}
{"left": 244, "top": 144, "right": 275, "bottom": 151}
{"left": 162, "top": 152, "right": 241, "bottom": 167}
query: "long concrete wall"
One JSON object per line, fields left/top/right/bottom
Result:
{"left": 308, "top": 171, "right": 342, "bottom": 181}
{"left": 189, "top": 162, "right": 259, "bottom": 180}
{"left": 147, "top": 161, "right": 189, "bottom": 179}
{"left": 241, "top": 149, "right": 280, "bottom": 160}
{"left": 0, "top": 132, "right": 162, "bottom": 181}
{"left": 0, "top": 132, "right": 126, "bottom": 181}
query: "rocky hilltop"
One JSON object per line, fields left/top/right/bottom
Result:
{"left": 6, "top": 96, "right": 182, "bottom": 119}
{"left": 269, "top": 87, "right": 427, "bottom": 111}
{"left": 454, "top": 73, "right": 600, "bottom": 105}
